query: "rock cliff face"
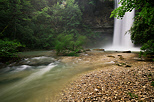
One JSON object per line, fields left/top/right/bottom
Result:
{"left": 82, "top": 0, "right": 114, "bottom": 28}
{"left": 78, "top": 0, "right": 114, "bottom": 48}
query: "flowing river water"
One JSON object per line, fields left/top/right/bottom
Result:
{"left": 0, "top": 51, "right": 101, "bottom": 102}
{"left": 0, "top": 50, "right": 140, "bottom": 102}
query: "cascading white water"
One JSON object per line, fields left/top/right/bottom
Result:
{"left": 113, "top": 0, "right": 134, "bottom": 48}
{"left": 105, "top": 0, "right": 140, "bottom": 51}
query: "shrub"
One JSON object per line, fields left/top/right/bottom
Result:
{"left": 55, "top": 33, "right": 86, "bottom": 55}
{"left": 139, "top": 40, "right": 154, "bottom": 60}
{"left": 0, "top": 39, "right": 24, "bottom": 58}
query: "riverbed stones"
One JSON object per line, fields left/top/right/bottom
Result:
{"left": 58, "top": 61, "right": 154, "bottom": 102}
{"left": 55, "top": 52, "right": 154, "bottom": 102}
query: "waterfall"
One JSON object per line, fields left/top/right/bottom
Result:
{"left": 113, "top": 0, "right": 134, "bottom": 48}
{"left": 104, "top": 0, "right": 140, "bottom": 51}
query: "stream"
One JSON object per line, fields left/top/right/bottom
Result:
{"left": 0, "top": 51, "right": 95, "bottom": 102}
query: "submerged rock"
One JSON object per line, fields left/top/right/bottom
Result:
{"left": 85, "top": 49, "right": 91, "bottom": 51}
{"left": 125, "top": 65, "right": 131, "bottom": 67}
{"left": 107, "top": 55, "right": 115, "bottom": 58}
{"left": 119, "top": 56, "right": 124, "bottom": 60}
{"left": 122, "top": 51, "right": 131, "bottom": 53}
{"left": 93, "top": 49, "right": 105, "bottom": 51}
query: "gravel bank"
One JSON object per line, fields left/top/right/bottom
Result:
{"left": 57, "top": 52, "right": 154, "bottom": 102}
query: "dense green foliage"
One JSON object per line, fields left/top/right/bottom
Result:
{"left": 140, "top": 40, "right": 154, "bottom": 57}
{"left": 51, "top": 0, "right": 87, "bottom": 55}
{"left": 110, "top": 0, "right": 154, "bottom": 56}
{"left": 55, "top": 33, "right": 86, "bottom": 55}
{"left": 0, "top": 0, "right": 113, "bottom": 59}
{"left": 0, "top": 39, "right": 23, "bottom": 57}
{"left": 0, "top": 0, "right": 95, "bottom": 58}
{"left": 0, "top": 0, "right": 52, "bottom": 59}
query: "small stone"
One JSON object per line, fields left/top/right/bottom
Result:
{"left": 63, "top": 97, "right": 67, "bottom": 100}
{"left": 145, "top": 97, "right": 151, "bottom": 101}
{"left": 107, "top": 55, "right": 115, "bottom": 58}
{"left": 125, "top": 65, "right": 131, "bottom": 67}
{"left": 86, "top": 75, "right": 89, "bottom": 77}
{"left": 138, "top": 71, "right": 142, "bottom": 74}
{"left": 119, "top": 56, "right": 124, "bottom": 60}
{"left": 96, "top": 86, "right": 101, "bottom": 89}
{"left": 89, "top": 92, "right": 94, "bottom": 96}
{"left": 94, "top": 89, "right": 99, "bottom": 92}
{"left": 117, "top": 63, "right": 123, "bottom": 66}
{"left": 97, "top": 93, "right": 103, "bottom": 97}
{"left": 141, "top": 98, "right": 145, "bottom": 101}
{"left": 117, "top": 55, "right": 122, "bottom": 56}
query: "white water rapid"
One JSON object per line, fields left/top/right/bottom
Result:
{"left": 105, "top": 0, "right": 140, "bottom": 51}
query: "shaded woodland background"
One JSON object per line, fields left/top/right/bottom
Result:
{"left": 1, "top": 0, "right": 153, "bottom": 61}
{"left": 0, "top": 0, "right": 113, "bottom": 49}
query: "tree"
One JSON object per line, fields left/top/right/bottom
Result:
{"left": 0, "top": 0, "right": 34, "bottom": 45}
{"left": 55, "top": 33, "right": 86, "bottom": 55}
{"left": 110, "top": 0, "right": 154, "bottom": 56}
{"left": 50, "top": 0, "right": 83, "bottom": 33}
{"left": 0, "top": 0, "right": 55, "bottom": 49}
{"left": 51, "top": 0, "right": 87, "bottom": 55}
{"left": 0, "top": 0, "right": 93, "bottom": 56}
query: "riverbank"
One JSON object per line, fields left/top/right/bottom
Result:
{"left": 55, "top": 51, "right": 154, "bottom": 102}
{"left": 0, "top": 50, "right": 56, "bottom": 69}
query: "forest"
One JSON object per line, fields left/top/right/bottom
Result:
{"left": 0, "top": 0, "right": 153, "bottom": 61}
{"left": 0, "top": 0, "right": 114, "bottom": 61}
